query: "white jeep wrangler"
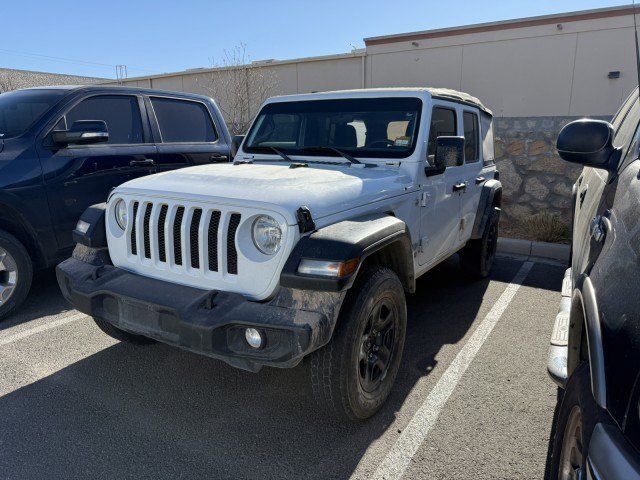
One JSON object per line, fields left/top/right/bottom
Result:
{"left": 57, "top": 88, "right": 501, "bottom": 420}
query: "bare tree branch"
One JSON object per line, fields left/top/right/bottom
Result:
{"left": 198, "top": 44, "right": 279, "bottom": 135}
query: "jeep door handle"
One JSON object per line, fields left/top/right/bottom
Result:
{"left": 452, "top": 183, "right": 467, "bottom": 192}
{"left": 130, "top": 159, "right": 155, "bottom": 167}
{"left": 475, "top": 176, "right": 485, "bottom": 185}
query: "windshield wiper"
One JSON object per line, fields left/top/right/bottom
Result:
{"left": 268, "top": 146, "right": 294, "bottom": 163}
{"left": 297, "top": 146, "right": 362, "bottom": 165}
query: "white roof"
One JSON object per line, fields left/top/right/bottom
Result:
{"left": 267, "top": 87, "right": 492, "bottom": 115}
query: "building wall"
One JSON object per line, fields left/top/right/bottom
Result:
{"left": 112, "top": 7, "right": 640, "bottom": 240}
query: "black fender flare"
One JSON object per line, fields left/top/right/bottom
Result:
{"left": 471, "top": 179, "right": 502, "bottom": 239}
{"left": 280, "top": 213, "right": 414, "bottom": 292}
{"left": 569, "top": 273, "right": 607, "bottom": 409}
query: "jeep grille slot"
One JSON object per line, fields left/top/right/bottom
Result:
{"left": 131, "top": 201, "right": 139, "bottom": 255}
{"left": 143, "top": 203, "right": 153, "bottom": 259}
{"left": 157, "top": 204, "right": 168, "bottom": 262}
{"left": 207, "top": 211, "right": 221, "bottom": 271}
{"left": 173, "top": 206, "right": 185, "bottom": 266}
{"left": 227, "top": 213, "right": 241, "bottom": 275}
{"left": 190, "top": 208, "right": 202, "bottom": 269}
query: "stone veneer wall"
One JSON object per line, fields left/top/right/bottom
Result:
{"left": 492, "top": 115, "right": 609, "bottom": 237}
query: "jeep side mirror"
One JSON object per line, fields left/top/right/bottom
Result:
{"left": 231, "top": 135, "right": 245, "bottom": 159}
{"left": 557, "top": 119, "right": 618, "bottom": 170}
{"left": 426, "top": 136, "right": 464, "bottom": 177}
{"left": 52, "top": 120, "right": 109, "bottom": 146}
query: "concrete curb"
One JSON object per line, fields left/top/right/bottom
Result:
{"left": 497, "top": 237, "right": 570, "bottom": 263}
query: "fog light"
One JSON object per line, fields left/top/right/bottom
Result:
{"left": 245, "top": 328, "right": 264, "bottom": 349}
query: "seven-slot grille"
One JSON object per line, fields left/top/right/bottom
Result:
{"left": 127, "top": 200, "right": 241, "bottom": 275}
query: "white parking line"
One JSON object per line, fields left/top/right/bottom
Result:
{"left": 371, "top": 261, "right": 534, "bottom": 480}
{"left": 0, "top": 312, "right": 87, "bottom": 347}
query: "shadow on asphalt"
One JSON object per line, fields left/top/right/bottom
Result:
{"left": 0, "top": 268, "right": 72, "bottom": 332}
{"left": 0, "top": 257, "right": 529, "bottom": 479}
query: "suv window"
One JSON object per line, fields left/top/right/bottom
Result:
{"left": 64, "top": 95, "right": 143, "bottom": 144}
{"left": 463, "top": 112, "right": 479, "bottom": 163}
{"left": 427, "top": 107, "right": 458, "bottom": 166}
{"left": 0, "top": 89, "right": 67, "bottom": 139}
{"left": 151, "top": 97, "right": 217, "bottom": 143}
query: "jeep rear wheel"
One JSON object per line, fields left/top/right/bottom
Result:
{"left": 0, "top": 230, "right": 33, "bottom": 321}
{"left": 308, "top": 266, "right": 407, "bottom": 421}
{"left": 460, "top": 207, "right": 499, "bottom": 279}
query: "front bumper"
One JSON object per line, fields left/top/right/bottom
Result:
{"left": 56, "top": 257, "right": 342, "bottom": 372}
{"left": 587, "top": 423, "right": 640, "bottom": 480}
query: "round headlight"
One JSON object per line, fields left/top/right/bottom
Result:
{"left": 114, "top": 199, "right": 128, "bottom": 230}
{"left": 252, "top": 215, "right": 282, "bottom": 255}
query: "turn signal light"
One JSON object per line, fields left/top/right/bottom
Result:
{"left": 298, "top": 258, "right": 360, "bottom": 277}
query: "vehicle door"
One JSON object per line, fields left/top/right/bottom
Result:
{"left": 37, "top": 94, "right": 157, "bottom": 252}
{"left": 458, "top": 109, "right": 483, "bottom": 241}
{"left": 146, "top": 95, "right": 229, "bottom": 171}
{"left": 572, "top": 94, "right": 639, "bottom": 278}
{"left": 418, "top": 103, "right": 465, "bottom": 267}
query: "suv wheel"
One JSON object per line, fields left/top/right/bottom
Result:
{"left": 550, "top": 362, "right": 606, "bottom": 480}
{"left": 460, "top": 207, "right": 499, "bottom": 279}
{"left": 0, "top": 230, "right": 33, "bottom": 321}
{"left": 308, "top": 266, "right": 407, "bottom": 421}
{"left": 92, "top": 316, "right": 157, "bottom": 345}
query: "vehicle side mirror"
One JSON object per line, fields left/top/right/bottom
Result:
{"left": 52, "top": 120, "right": 109, "bottom": 147}
{"left": 426, "top": 136, "right": 464, "bottom": 177}
{"left": 231, "top": 135, "right": 245, "bottom": 159}
{"left": 557, "top": 119, "right": 618, "bottom": 170}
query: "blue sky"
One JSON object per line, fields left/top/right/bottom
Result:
{"left": 1, "top": 0, "right": 632, "bottom": 79}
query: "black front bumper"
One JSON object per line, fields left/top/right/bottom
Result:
{"left": 56, "top": 257, "right": 337, "bottom": 372}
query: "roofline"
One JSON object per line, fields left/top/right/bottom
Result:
{"left": 101, "top": 50, "right": 366, "bottom": 84}
{"left": 364, "top": 4, "right": 640, "bottom": 46}
{"left": 0, "top": 66, "right": 106, "bottom": 80}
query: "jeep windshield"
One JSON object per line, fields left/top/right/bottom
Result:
{"left": 244, "top": 97, "right": 422, "bottom": 159}
{"left": 0, "top": 89, "right": 67, "bottom": 139}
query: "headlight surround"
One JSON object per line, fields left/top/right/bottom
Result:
{"left": 252, "top": 215, "right": 282, "bottom": 255}
{"left": 114, "top": 199, "right": 128, "bottom": 230}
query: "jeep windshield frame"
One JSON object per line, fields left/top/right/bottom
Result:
{"left": 0, "top": 89, "right": 68, "bottom": 140}
{"left": 244, "top": 97, "right": 423, "bottom": 160}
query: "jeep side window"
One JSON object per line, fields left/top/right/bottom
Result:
{"left": 62, "top": 95, "right": 143, "bottom": 145}
{"left": 427, "top": 107, "right": 457, "bottom": 166}
{"left": 463, "top": 112, "right": 479, "bottom": 163}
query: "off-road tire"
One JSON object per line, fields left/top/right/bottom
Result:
{"left": 460, "top": 207, "right": 500, "bottom": 279}
{"left": 549, "top": 362, "right": 607, "bottom": 480}
{"left": 308, "top": 266, "right": 407, "bottom": 421}
{"left": 0, "top": 230, "right": 33, "bottom": 321}
{"left": 92, "top": 316, "right": 156, "bottom": 345}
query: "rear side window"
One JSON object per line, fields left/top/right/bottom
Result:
{"left": 151, "top": 98, "right": 217, "bottom": 143}
{"left": 427, "top": 107, "right": 457, "bottom": 164}
{"left": 64, "top": 95, "right": 143, "bottom": 144}
{"left": 463, "top": 112, "right": 479, "bottom": 163}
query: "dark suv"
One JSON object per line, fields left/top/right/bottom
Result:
{"left": 547, "top": 89, "right": 640, "bottom": 479}
{"left": 0, "top": 85, "right": 232, "bottom": 320}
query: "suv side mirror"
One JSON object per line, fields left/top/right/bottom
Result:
{"left": 231, "top": 135, "right": 245, "bottom": 159}
{"left": 426, "top": 136, "right": 464, "bottom": 177}
{"left": 557, "top": 119, "right": 618, "bottom": 170}
{"left": 52, "top": 120, "right": 109, "bottom": 147}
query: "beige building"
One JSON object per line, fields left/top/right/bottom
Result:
{"left": 113, "top": 4, "right": 640, "bottom": 238}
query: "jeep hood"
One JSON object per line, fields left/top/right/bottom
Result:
{"left": 116, "top": 163, "right": 411, "bottom": 225}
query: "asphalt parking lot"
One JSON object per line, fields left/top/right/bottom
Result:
{"left": 0, "top": 256, "right": 564, "bottom": 480}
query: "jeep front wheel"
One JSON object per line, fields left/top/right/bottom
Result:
{"left": 0, "top": 230, "right": 33, "bottom": 321}
{"left": 309, "top": 266, "right": 407, "bottom": 421}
